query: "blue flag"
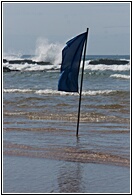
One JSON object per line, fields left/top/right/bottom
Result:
{"left": 58, "top": 32, "right": 87, "bottom": 92}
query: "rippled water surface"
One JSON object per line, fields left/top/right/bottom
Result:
{"left": 3, "top": 55, "right": 130, "bottom": 193}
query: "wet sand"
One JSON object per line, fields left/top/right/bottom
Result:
{"left": 3, "top": 155, "right": 130, "bottom": 193}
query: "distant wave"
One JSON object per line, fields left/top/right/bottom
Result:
{"left": 110, "top": 74, "right": 130, "bottom": 79}
{"left": 3, "top": 88, "right": 128, "bottom": 96}
{"left": 3, "top": 64, "right": 60, "bottom": 72}
{"left": 85, "top": 63, "right": 130, "bottom": 71}
{"left": 3, "top": 62, "right": 130, "bottom": 72}
{"left": 3, "top": 89, "right": 33, "bottom": 93}
{"left": 3, "top": 59, "right": 52, "bottom": 65}
{"left": 35, "top": 89, "right": 116, "bottom": 96}
{"left": 3, "top": 58, "right": 130, "bottom": 66}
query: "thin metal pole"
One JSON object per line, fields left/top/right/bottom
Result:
{"left": 76, "top": 28, "right": 89, "bottom": 137}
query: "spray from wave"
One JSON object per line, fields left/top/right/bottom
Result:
{"left": 3, "top": 51, "right": 22, "bottom": 60}
{"left": 33, "top": 38, "right": 63, "bottom": 64}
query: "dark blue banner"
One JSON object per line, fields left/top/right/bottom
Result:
{"left": 58, "top": 32, "right": 87, "bottom": 92}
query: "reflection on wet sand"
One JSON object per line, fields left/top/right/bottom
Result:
{"left": 58, "top": 138, "right": 83, "bottom": 193}
{"left": 58, "top": 162, "right": 83, "bottom": 193}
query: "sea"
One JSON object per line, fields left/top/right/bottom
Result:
{"left": 3, "top": 53, "right": 130, "bottom": 193}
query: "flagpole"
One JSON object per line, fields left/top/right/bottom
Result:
{"left": 76, "top": 28, "right": 89, "bottom": 137}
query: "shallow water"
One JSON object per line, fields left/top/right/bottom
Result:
{"left": 3, "top": 55, "right": 130, "bottom": 193}
{"left": 3, "top": 156, "right": 130, "bottom": 193}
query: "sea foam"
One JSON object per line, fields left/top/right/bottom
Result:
{"left": 110, "top": 74, "right": 130, "bottom": 79}
{"left": 85, "top": 62, "right": 130, "bottom": 71}
{"left": 4, "top": 88, "right": 118, "bottom": 96}
{"left": 3, "top": 61, "right": 130, "bottom": 72}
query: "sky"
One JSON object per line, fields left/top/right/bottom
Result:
{"left": 3, "top": 2, "right": 130, "bottom": 55}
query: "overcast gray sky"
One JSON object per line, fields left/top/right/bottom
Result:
{"left": 3, "top": 2, "right": 130, "bottom": 55}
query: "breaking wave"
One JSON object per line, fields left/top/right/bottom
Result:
{"left": 33, "top": 38, "right": 63, "bottom": 64}
{"left": 3, "top": 88, "right": 127, "bottom": 96}
{"left": 85, "top": 63, "right": 130, "bottom": 71}
{"left": 110, "top": 74, "right": 130, "bottom": 79}
{"left": 3, "top": 61, "right": 130, "bottom": 71}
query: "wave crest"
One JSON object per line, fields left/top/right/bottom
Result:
{"left": 110, "top": 74, "right": 130, "bottom": 79}
{"left": 3, "top": 88, "right": 124, "bottom": 96}
{"left": 85, "top": 63, "right": 130, "bottom": 71}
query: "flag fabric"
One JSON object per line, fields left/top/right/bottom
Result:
{"left": 58, "top": 32, "right": 87, "bottom": 92}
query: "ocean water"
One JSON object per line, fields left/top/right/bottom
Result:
{"left": 3, "top": 53, "right": 130, "bottom": 193}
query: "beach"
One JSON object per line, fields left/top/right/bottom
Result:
{"left": 3, "top": 54, "right": 130, "bottom": 193}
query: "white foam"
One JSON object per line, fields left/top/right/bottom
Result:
{"left": 4, "top": 63, "right": 31, "bottom": 71}
{"left": 82, "top": 90, "right": 114, "bottom": 96}
{"left": 3, "top": 88, "right": 117, "bottom": 96}
{"left": 35, "top": 89, "right": 78, "bottom": 96}
{"left": 110, "top": 74, "right": 130, "bottom": 79}
{"left": 3, "top": 59, "right": 130, "bottom": 72}
{"left": 3, "top": 89, "right": 34, "bottom": 93}
{"left": 85, "top": 63, "right": 130, "bottom": 71}
{"left": 3, "top": 63, "right": 61, "bottom": 71}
